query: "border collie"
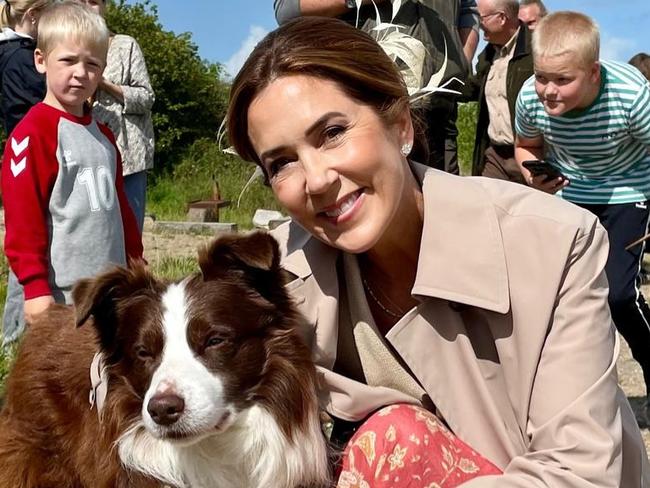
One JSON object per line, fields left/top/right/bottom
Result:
{"left": 0, "top": 232, "right": 329, "bottom": 488}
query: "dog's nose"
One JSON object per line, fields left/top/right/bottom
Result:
{"left": 147, "top": 393, "right": 185, "bottom": 426}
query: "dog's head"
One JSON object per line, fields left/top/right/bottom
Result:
{"left": 73, "top": 231, "right": 311, "bottom": 444}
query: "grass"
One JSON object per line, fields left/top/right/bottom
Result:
{"left": 147, "top": 138, "right": 280, "bottom": 229}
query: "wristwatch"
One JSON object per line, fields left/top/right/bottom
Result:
{"left": 345, "top": 0, "right": 357, "bottom": 9}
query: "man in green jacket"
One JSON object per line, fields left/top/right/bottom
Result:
{"left": 462, "top": 0, "right": 533, "bottom": 183}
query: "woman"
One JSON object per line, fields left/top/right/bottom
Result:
{"left": 77, "top": 0, "right": 154, "bottom": 232}
{"left": 0, "top": 0, "right": 53, "bottom": 346}
{"left": 227, "top": 17, "right": 649, "bottom": 487}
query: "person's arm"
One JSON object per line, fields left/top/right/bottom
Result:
{"left": 463, "top": 218, "right": 629, "bottom": 487}
{"left": 100, "top": 37, "right": 154, "bottom": 115}
{"left": 458, "top": 28, "right": 479, "bottom": 64}
{"left": 513, "top": 83, "right": 569, "bottom": 193}
{"left": 458, "top": 0, "right": 479, "bottom": 63}
{"left": 274, "top": 0, "right": 387, "bottom": 24}
{"left": 628, "top": 74, "right": 650, "bottom": 148}
{"left": 1, "top": 118, "right": 58, "bottom": 315}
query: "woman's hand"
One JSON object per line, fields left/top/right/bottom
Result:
{"left": 24, "top": 295, "right": 55, "bottom": 324}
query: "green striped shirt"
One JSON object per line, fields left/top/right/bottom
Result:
{"left": 515, "top": 60, "right": 650, "bottom": 204}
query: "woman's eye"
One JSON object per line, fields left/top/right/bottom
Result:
{"left": 268, "top": 158, "right": 292, "bottom": 178}
{"left": 323, "top": 125, "right": 345, "bottom": 142}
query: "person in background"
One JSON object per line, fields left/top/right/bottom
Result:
{"left": 1, "top": 2, "right": 143, "bottom": 327}
{"left": 273, "top": 0, "right": 479, "bottom": 175}
{"left": 75, "top": 0, "right": 154, "bottom": 232}
{"left": 629, "top": 52, "right": 650, "bottom": 82}
{"left": 228, "top": 16, "right": 648, "bottom": 487}
{"left": 518, "top": 0, "right": 546, "bottom": 31}
{"left": 462, "top": 0, "right": 532, "bottom": 183}
{"left": 0, "top": 0, "right": 54, "bottom": 346}
{"left": 0, "top": 0, "right": 51, "bottom": 134}
{"left": 515, "top": 11, "right": 650, "bottom": 425}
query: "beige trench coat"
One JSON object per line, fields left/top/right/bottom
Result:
{"left": 272, "top": 164, "right": 650, "bottom": 487}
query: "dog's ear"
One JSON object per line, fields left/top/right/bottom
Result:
{"left": 198, "top": 231, "right": 281, "bottom": 280}
{"left": 198, "top": 232, "right": 288, "bottom": 308}
{"left": 72, "top": 261, "right": 154, "bottom": 346}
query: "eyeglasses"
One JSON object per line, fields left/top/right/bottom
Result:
{"left": 479, "top": 11, "right": 504, "bottom": 21}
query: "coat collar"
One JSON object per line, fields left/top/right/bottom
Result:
{"left": 278, "top": 164, "right": 510, "bottom": 314}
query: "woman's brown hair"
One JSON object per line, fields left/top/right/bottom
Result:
{"left": 227, "top": 16, "right": 428, "bottom": 171}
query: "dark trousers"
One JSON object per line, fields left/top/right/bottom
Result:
{"left": 422, "top": 101, "right": 459, "bottom": 175}
{"left": 579, "top": 201, "right": 650, "bottom": 392}
{"left": 481, "top": 144, "right": 527, "bottom": 185}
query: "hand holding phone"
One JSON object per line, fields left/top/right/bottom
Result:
{"left": 522, "top": 160, "right": 567, "bottom": 184}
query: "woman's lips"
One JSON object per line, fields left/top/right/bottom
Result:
{"left": 318, "top": 189, "right": 364, "bottom": 222}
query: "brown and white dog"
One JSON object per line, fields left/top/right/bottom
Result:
{"left": 0, "top": 232, "right": 329, "bottom": 488}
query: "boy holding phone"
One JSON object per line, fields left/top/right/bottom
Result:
{"left": 514, "top": 11, "right": 650, "bottom": 416}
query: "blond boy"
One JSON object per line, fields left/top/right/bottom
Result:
{"left": 515, "top": 11, "right": 650, "bottom": 411}
{"left": 1, "top": 1, "right": 142, "bottom": 337}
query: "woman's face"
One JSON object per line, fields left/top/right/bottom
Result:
{"left": 247, "top": 75, "right": 414, "bottom": 254}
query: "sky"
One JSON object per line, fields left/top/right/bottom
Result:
{"left": 137, "top": 0, "right": 648, "bottom": 78}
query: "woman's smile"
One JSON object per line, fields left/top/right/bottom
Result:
{"left": 318, "top": 188, "right": 365, "bottom": 223}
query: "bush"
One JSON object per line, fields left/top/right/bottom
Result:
{"left": 457, "top": 102, "right": 478, "bottom": 175}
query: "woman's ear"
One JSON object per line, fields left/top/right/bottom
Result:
{"left": 396, "top": 106, "right": 415, "bottom": 151}
{"left": 24, "top": 7, "right": 37, "bottom": 26}
{"left": 34, "top": 48, "right": 46, "bottom": 75}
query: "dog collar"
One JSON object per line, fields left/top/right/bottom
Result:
{"left": 89, "top": 352, "right": 108, "bottom": 421}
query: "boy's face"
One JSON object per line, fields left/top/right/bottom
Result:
{"left": 534, "top": 54, "right": 601, "bottom": 116}
{"left": 35, "top": 36, "right": 105, "bottom": 117}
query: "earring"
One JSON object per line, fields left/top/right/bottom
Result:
{"left": 400, "top": 142, "right": 412, "bottom": 156}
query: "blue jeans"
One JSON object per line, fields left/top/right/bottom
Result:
{"left": 2, "top": 269, "right": 25, "bottom": 346}
{"left": 123, "top": 171, "right": 147, "bottom": 233}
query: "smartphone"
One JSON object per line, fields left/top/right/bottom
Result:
{"left": 522, "top": 160, "right": 567, "bottom": 183}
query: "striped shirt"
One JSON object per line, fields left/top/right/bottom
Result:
{"left": 515, "top": 60, "right": 650, "bottom": 204}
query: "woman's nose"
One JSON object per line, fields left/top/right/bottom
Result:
{"left": 303, "top": 156, "right": 338, "bottom": 196}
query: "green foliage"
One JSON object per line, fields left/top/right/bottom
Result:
{"left": 457, "top": 102, "right": 478, "bottom": 176}
{"left": 105, "top": 1, "right": 230, "bottom": 174}
{"left": 147, "top": 139, "right": 279, "bottom": 228}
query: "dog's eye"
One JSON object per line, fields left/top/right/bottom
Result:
{"left": 135, "top": 346, "right": 153, "bottom": 360}
{"left": 205, "top": 336, "right": 225, "bottom": 349}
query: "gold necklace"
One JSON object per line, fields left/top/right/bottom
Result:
{"left": 361, "top": 276, "right": 404, "bottom": 319}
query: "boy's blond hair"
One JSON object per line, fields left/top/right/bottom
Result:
{"left": 532, "top": 11, "right": 600, "bottom": 69}
{"left": 37, "top": 1, "right": 109, "bottom": 60}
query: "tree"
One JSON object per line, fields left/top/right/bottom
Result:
{"left": 105, "top": 0, "right": 230, "bottom": 174}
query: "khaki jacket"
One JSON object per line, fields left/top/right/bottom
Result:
{"left": 272, "top": 165, "right": 650, "bottom": 487}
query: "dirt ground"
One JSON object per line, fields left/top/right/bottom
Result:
{"left": 141, "top": 220, "right": 650, "bottom": 453}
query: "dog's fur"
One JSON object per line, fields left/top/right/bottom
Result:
{"left": 0, "top": 232, "right": 329, "bottom": 488}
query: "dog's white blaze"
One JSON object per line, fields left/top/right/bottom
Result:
{"left": 142, "top": 280, "right": 230, "bottom": 439}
